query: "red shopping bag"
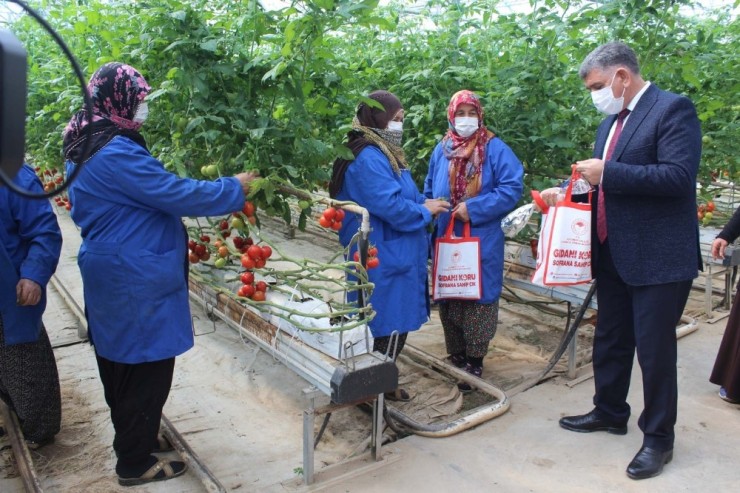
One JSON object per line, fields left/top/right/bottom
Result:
{"left": 432, "top": 218, "right": 482, "bottom": 301}
{"left": 531, "top": 173, "right": 592, "bottom": 286}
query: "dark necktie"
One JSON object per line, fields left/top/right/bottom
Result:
{"left": 597, "top": 108, "right": 631, "bottom": 244}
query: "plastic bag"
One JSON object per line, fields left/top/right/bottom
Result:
{"left": 501, "top": 203, "right": 535, "bottom": 238}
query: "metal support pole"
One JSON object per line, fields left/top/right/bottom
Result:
{"left": 302, "top": 386, "right": 321, "bottom": 485}
{"left": 371, "top": 393, "right": 384, "bottom": 461}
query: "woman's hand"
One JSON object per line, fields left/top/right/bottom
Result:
{"left": 536, "top": 187, "right": 563, "bottom": 209}
{"left": 16, "top": 279, "right": 41, "bottom": 306}
{"left": 712, "top": 237, "right": 729, "bottom": 260}
{"left": 452, "top": 202, "right": 469, "bottom": 222}
{"left": 424, "top": 198, "right": 451, "bottom": 216}
{"left": 234, "top": 171, "right": 260, "bottom": 195}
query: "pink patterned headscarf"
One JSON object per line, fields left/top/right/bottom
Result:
{"left": 442, "top": 90, "right": 495, "bottom": 206}
{"left": 63, "top": 62, "right": 150, "bottom": 141}
{"left": 63, "top": 63, "right": 151, "bottom": 163}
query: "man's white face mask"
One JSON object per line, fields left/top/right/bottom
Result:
{"left": 591, "top": 72, "right": 625, "bottom": 115}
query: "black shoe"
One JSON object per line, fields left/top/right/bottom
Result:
{"left": 457, "top": 362, "right": 483, "bottom": 393}
{"left": 626, "top": 446, "right": 673, "bottom": 480}
{"left": 559, "top": 410, "right": 628, "bottom": 435}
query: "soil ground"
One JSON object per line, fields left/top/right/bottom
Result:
{"left": 1, "top": 208, "right": 738, "bottom": 492}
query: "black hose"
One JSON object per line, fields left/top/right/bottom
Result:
{"left": 511, "top": 281, "right": 597, "bottom": 394}
{"left": 313, "top": 412, "right": 331, "bottom": 449}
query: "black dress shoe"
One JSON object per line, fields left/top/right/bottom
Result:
{"left": 559, "top": 410, "right": 628, "bottom": 435}
{"left": 626, "top": 446, "right": 673, "bottom": 480}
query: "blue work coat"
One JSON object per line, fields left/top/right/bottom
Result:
{"left": 0, "top": 165, "right": 62, "bottom": 344}
{"left": 424, "top": 137, "right": 524, "bottom": 304}
{"left": 66, "top": 136, "right": 244, "bottom": 363}
{"left": 336, "top": 146, "right": 432, "bottom": 337}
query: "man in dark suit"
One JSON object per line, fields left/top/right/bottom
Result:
{"left": 547, "top": 42, "right": 702, "bottom": 480}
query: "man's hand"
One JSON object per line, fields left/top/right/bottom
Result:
{"left": 16, "top": 279, "right": 42, "bottom": 306}
{"left": 712, "top": 238, "right": 729, "bottom": 260}
{"left": 574, "top": 158, "right": 605, "bottom": 185}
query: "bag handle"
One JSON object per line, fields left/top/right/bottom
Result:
{"left": 564, "top": 167, "right": 592, "bottom": 204}
{"left": 443, "top": 216, "right": 471, "bottom": 238}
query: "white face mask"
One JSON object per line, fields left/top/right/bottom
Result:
{"left": 387, "top": 121, "right": 403, "bottom": 132}
{"left": 591, "top": 73, "right": 625, "bottom": 115}
{"left": 454, "top": 116, "right": 479, "bottom": 138}
{"left": 133, "top": 102, "right": 149, "bottom": 123}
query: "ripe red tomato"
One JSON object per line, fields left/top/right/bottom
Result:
{"left": 254, "top": 258, "right": 266, "bottom": 269}
{"left": 368, "top": 246, "right": 378, "bottom": 257}
{"left": 242, "top": 284, "right": 256, "bottom": 298}
{"left": 247, "top": 245, "right": 262, "bottom": 261}
{"left": 261, "top": 245, "right": 272, "bottom": 259}
{"left": 200, "top": 235, "right": 210, "bottom": 243}
{"left": 319, "top": 216, "right": 331, "bottom": 228}
{"left": 247, "top": 215, "right": 257, "bottom": 226}
{"left": 334, "top": 208, "right": 345, "bottom": 221}
{"left": 222, "top": 230, "right": 231, "bottom": 238}
{"left": 367, "top": 257, "right": 380, "bottom": 269}
{"left": 194, "top": 244, "right": 207, "bottom": 257}
{"left": 65, "top": 203, "right": 72, "bottom": 211}
{"left": 233, "top": 237, "right": 244, "bottom": 249}
{"left": 218, "top": 246, "right": 229, "bottom": 258}
{"left": 200, "top": 251, "right": 211, "bottom": 261}
{"left": 188, "top": 240, "right": 197, "bottom": 251}
{"left": 353, "top": 251, "right": 360, "bottom": 262}
{"left": 219, "top": 220, "right": 229, "bottom": 230}
{"left": 707, "top": 201, "right": 716, "bottom": 212}
{"left": 245, "top": 237, "right": 254, "bottom": 246}
{"left": 331, "top": 221, "right": 342, "bottom": 231}
{"left": 189, "top": 252, "right": 200, "bottom": 264}
{"left": 240, "top": 272, "right": 255, "bottom": 285}
{"left": 243, "top": 201, "right": 256, "bottom": 217}
{"left": 241, "top": 254, "right": 256, "bottom": 269}
{"left": 255, "top": 281, "right": 268, "bottom": 292}
{"left": 252, "top": 290, "right": 266, "bottom": 302}
{"left": 322, "top": 208, "right": 337, "bottom": 222}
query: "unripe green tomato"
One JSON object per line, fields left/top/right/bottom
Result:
{"left": 298, "top": 200, "right": 311, "bottom": 210}
{"left": 206, "top": 164, "right": 219, "bottom": 177}
{"left": 231, "top": 217, "right": 245, "bottom": 229}
{"left": 214, "top": 257, "right": 227, "bottom": 268}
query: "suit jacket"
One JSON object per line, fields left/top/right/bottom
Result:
{"left": 594, "top": 84, "right": 702, "bottom": 286}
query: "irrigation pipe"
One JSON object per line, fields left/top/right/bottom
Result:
{"left": 385, "top": 344, "right": 510, "bottom": 438}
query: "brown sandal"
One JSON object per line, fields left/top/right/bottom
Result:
{"left": 384, "top": 388, "right": 411, "bottom": 402}
{"left": 118, "top": 459, "right": 187, "bottom": 487}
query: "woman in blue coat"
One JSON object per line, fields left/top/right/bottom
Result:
{"left": 424, "top": 90, "right": 523, "bottom": 390}
{"left": 329, "top": 90, "right": 449, "bottom": 400}
{"left": 0, "top": 164, "right": 62, "bottom": 450}
{"left": 63, "top": 63, "right": 256, "bottom": 486}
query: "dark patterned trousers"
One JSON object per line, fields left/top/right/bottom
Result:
{"left": 0, "top": 314, "right": 61, "bottom": 442}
